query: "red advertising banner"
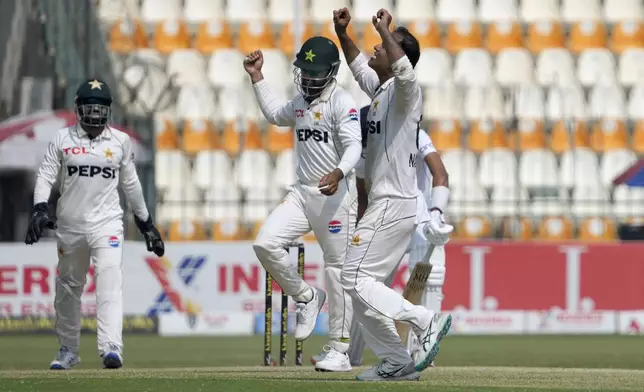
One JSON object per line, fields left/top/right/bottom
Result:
{"left": 442, "top": 242, "right": 644, "bottom": 312}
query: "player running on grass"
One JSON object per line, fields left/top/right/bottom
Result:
{"left": 335, "top": 7, "right": 453, "bottom": 381}
{"left": 244, "top": 36, "right": 362, "bottom": 372}
{"left": 347, "top": 110, "right": 451, "bottom": 369}
{"left": 25, "top": 79, "right": 165, "bottom": 370}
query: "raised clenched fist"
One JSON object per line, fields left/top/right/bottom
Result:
{"left": 333, "top": 7, "right": 351, "bottom": 34}
{"left": 372, "top": 8, "right": 393, "bottom": 33}
{"left": 243, "top": 50, "right": 264, "bottom": 75}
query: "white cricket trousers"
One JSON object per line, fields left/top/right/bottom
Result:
{"left": 253, "top": 177, "right": 356, "bottom": 348}
{"left": 341, "top": 197, "right": 432, "bottom": 364}
{"left": 55, "top": 220, "right": 124, "bottom": 356}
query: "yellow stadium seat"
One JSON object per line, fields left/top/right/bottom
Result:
{"left": 526, "top": 21, "right": 565, "bottom": 53}
{"left": 485, "top": 21, "right": 524, "bottom": 55}
{"left": 610, "top": 21, "right": 644, "bottom": 54}
{"left": 578, "top": 217, "right": 617, "bottom": 241}
{"left": 445, "top": 21, "right": 483, "bottom": 54}
{"left": 590, "top": 119, "right": 629, "bottom": 152}
{"left": 468, "top": 119, "right": 508, "bottom": 153}
{"left": 242, "top": 121, "right": 263, "bottom": 150}
{"left": 277, "top": 21, "right": 314, "bottom": 57}
{"left": 156, "top": 118, "right": 179, "bottom": 150}
{"left": 568, "top": 21, "right": 607, "bottom": 55}
{"left": 211, "top": 221, "right": 246, "bottom": 241}
{"left": 429, "top": 119, "right": 462, "bottom": 151}
{"left": 509, "top": 118, "right": 547, "bottom": 151}
{"left": 320, "top": 21, "right": 356, "bottom": 51}
{"left": 193, "top": 20, "right": 234, "bottom": 53}
{"left": 456, "top": 216, "right": 493, "bottom": 240}
{"left": 182, "top": 119, "right": 219, "bottom": 156}
{"left": 499, "top": 217, "right": 534, "bottom": 241}
{"left": 153, "top": 19, "right": 190, "bottom": 54}
{"left": 407, "top": 21, "right": 441, "bottom": 49}
{"left": 550, "top": 120, "right": 590, "bottom": 154}
{"left": 237, "top": 21, "right": 275, "bottom": 53}
{"left": 537, "top": 216, "right": 574, "bottom": 240}
{"left": 168, "top": 220, "right": 207, "bottom": 241}
{"left": 109, "top": 20, "right": 148, "bottom": 53}
{"left": 632, "top": 120, "right": 644, "bottom": 153}
{"left": 221, "top": 121, "right": 242, "bottom": 157}
{"left": 265, "top": 125, "right": 294, "bottom": 155}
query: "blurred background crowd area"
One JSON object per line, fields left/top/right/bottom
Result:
{"left": 2, "top": 0, "right": 644, "bottom": 243}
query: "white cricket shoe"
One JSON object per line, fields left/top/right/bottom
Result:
{"left": 101, "top": 351, "right": 123, "bottom": 369}
{"left": 314, "top": 347, "right": 352, "bottom": 372}
{"left": 49, "top": 346, "right": 80, "bottom": 370}
{"left": 294, "top": 288, "right": 326, "bottom": 341}
{"left": 412, "top": 312, "right": 451, "bottom": 372}
{"left": 408, "top": 332, "right": 435, "bottom": 368}
{"left": 356, "top": 359, "right": 419, "bottom": 381}
{"left": 310, "top": 345, "right": 329, "bottom": 365}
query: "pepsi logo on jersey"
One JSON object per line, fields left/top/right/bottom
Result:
{"left": 63, "top": 146, "right": 89, "bottom": 155}
{"left": 328, "top": 220, "right": 342, "bottom": 234}
{"left": 296, "top": 128, "right": 330, "bottom": 143}
{"left": 349, "top": 108, "right": 359, "bottom": 121}
{"left": 67, "top": 165, "right": 117, "bottom": 179}
{"left": 107, "top": 236, "right": 120, "bottom": 248}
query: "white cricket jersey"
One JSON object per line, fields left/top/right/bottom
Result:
{"left": 416, "top": 129, "right": 437, "bottom": 206}
{"left": 349, "top": 54, "right": 423, "bottom": 200}
{"left": 253, "top": 80, "right": 362, "bottom": 185}
{"left": 34, "top": 125, "right": 149, "bottom": 232}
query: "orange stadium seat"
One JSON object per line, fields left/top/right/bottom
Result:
{"left": 182, "top": 119, "right": 220, "bottom": 156}
{"left": 155, "top": 118, "right": 179, "bottom": 150}
{"left": 320, "top": 21, "right": 356, "bottom": 50}
{"left": 249, "top": 221, "right": 264, "bottom": 239}
{"left": 499, "top": 216, "right": 534, "bottom": 241}
{"left": 509, "top": 118, "right": 547, "bottom": 151}
{"left": 265, "top": 125, "right": 294, "bottom": 155}
{"left": 221, "top": 121, "right": 242, "bottom": 156}
{"left": 193, "top": 20, "right": 234, "bottom": 53}
{"left": 632, "top": 121, "right": 644, "bottom": 153}
{"left": 242, "top": 121, "right": 264, "bottom": 150}
{"left": 168, "top": 220, "right": 207, "bottom": 241}
{"left": 429, "top": 119, "right": 462, "bottom": 151}
{"left": 468, "top": 119, "right": 508, "bottom": 153}
{"left": 568, "top": 21, "right": 607, "bottom": 55}
{"left": 153, "top": 19, "right": 190, "bottom": 54}
{"left": 108, "top": 20, "right": 148, "bottom": 53}
{"left": 526, "top": 21, "right": 565, "bottom": 53}
{"left": 610, "top": 21, "right": 644, "bottom": 54}
{"left": 590, "top": 119, "right": 629, "bottom": 152}
{"left": 302, "top": 231, "right": 317, "bottom": 242}
{"left": 362, "top": 24, "right": 386, "bottom": 54}
{"left": 445, "top": 21, "right": 483, "bottom": 54}
{"left": 537, "top": 216, "right": 574, "bottom": 240}
{"left": 211, "top": 221, "right": 246, "bottom": 241}
{"left": 237, "top": 21, "right": 275, "bottom": 53}
{"left": 456, "top": 216, "right": 493, "bottom": 240}
{"left": 406, "top": 21, "right": 441, "bottom": 49}
{"left": 550, "top": 120, "right": 591, "bottom": 154}
{"left": 578, "top": 217, "right": 617, "bottom": 241}
{"left": 485, "top": 21, "right": 524, "bottom": 55}
{"left": 277, "top": 21, "right": 315, "bottom": 57}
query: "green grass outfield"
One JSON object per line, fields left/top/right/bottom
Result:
{"left": 1, "top": 335, "right": 644, "bottom": 391}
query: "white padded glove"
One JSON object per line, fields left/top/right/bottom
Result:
{"left": 423, "top": 209, "right": 453, "bottom": 246}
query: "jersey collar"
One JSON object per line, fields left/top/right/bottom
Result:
{"left": 375, "top": 77, "right": 395, "bottom": 95}
{"left": 75, "top": 124, "right": 112, "bottom": 140}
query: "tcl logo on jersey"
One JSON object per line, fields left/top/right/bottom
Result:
{"left": 295, "top": 109, "right": 305, "bottom": 118}
{"left": 63, "top": 147, "right": 88, "bottom": 155}
{"left": 367, "top": 120, "right": 381, "bottom": 134}
{"left": 67, "top": 165, "right": 116, "bottom": 179}
{"left": 296, "top": 128, "right": 329, "bottom": 143}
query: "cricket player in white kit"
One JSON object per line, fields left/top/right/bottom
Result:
{"left": 347, "top": 115, "right": 450, "bottom": 368}
{"left": 335, "top": 8, "right": 453, "bottom": 381}
{"left": 25, "top": 79, "right": 165, "bottom": 370}
{"left": 244, "top": 36, "right": 362, "bottom": 372}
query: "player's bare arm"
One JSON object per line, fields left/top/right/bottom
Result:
{"left": 373, "top": 9, "right": 405, "bottom": 65}
{"left": 333, "top": 8, "right": 360, "bottom": 64}
{"left": 424, "top": 153, "right": 449, "bottom": 190}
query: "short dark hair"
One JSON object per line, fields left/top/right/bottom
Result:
{"left": 394, "top": 27, "right": 420, "bottom": 68}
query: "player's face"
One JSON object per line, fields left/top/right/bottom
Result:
{"left": 296, "top": 68, "right": 331, "bottom": 99}
{"left": 76, "top": 98, "right": 110, "bottom": 136}
{"left": 368, "top": 32, "right": 403, "bottom": 72}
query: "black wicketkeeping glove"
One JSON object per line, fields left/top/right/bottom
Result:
{"left": 134, "top": 214, "right": 164, "bottom": 257}
{"left": 25, "top": 203, "right": 57, "bottom": 245}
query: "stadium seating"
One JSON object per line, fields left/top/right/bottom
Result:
{"left": 97, "top": 0, "right": 644, "bottom": 241}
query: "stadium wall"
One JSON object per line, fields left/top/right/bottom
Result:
{"left": 1, "top": 241, "right": 643, "bottom": 336}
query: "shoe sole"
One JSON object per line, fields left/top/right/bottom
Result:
{"left": 315, "top": 366, "right": 353, "bottom": 372}
{"left": 296, "top": 290, "right": 326, "bottom": 341}
{"left": 103, "top": 355, "right": 123, "bottom": 369}
{"left": 415, "top": 315, "right": 452, "bottom": 372}
{"left": 50, "top": 364, "right": 66, "bottom": 370}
